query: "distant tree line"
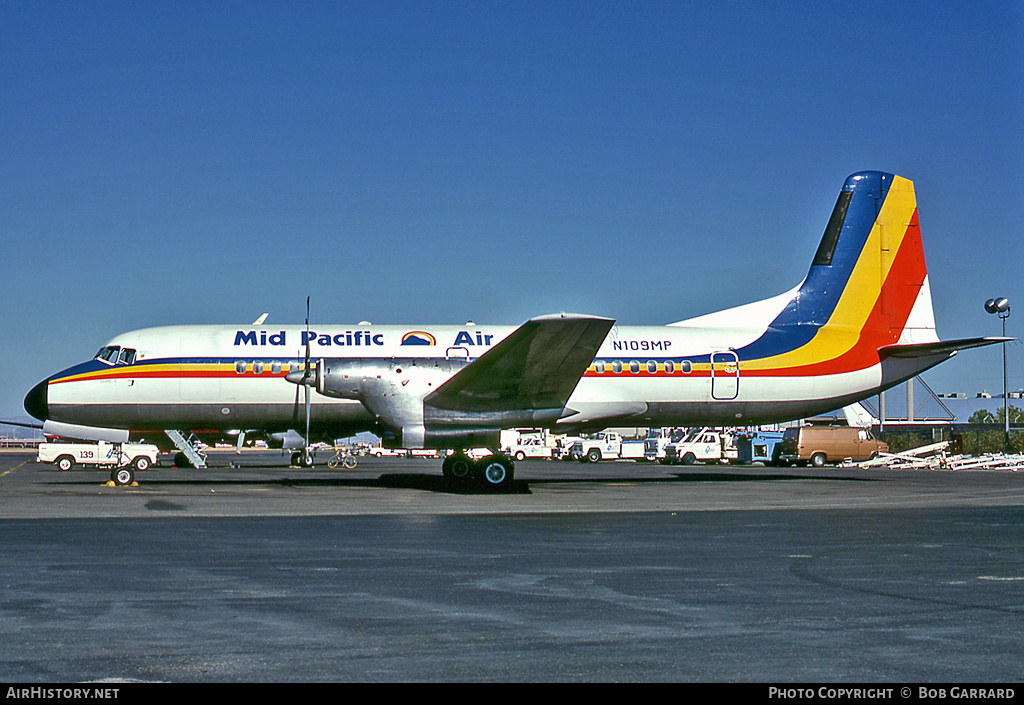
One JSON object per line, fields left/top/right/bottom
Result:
{"left": 878, "top": 404, "right": 1023, "bottom": 455}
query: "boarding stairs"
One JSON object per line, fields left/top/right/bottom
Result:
{"left": 164, "top": 429, "right": 208, "bottom": 469}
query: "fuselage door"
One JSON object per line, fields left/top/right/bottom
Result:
{"left": 711, "top": 350, "right": 739, "bottom": 400}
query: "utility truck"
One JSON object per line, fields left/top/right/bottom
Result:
{"left": 38, "top": 441, "right": 159, "bottom": 472}
{"left": 735, "top": 430, "right": 786, "bottom": 465}
{"left": 643, "top": 428, "right": 686, "bottom": 461}
{"left": 503, "top": 434, "right": 557, "bottom": 460}
{"left": 37, "top": 441, "right": 159, "bottom": 485}
{"left": 570, "top": 432, "right": 622, "bottom": 463}
{"left": 661, "top": 428, "right": 737, "bottom": 465}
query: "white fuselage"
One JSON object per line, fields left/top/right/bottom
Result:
{"left": 43, "top": 313, "right": 889, "bottom": 440}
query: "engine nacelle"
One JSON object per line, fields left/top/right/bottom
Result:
{"left": 298, "top": 357, "right": 562, "bottom": 450}
{"left": 312, "top": 358, "right": 471, "bottom": 444}
{"left": 316, "top": 357, "right": 469, "bottom": 401}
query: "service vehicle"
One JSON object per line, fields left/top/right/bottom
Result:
{"left": 553, "top": 435, "right": 584, "bottom": 460}
{"left": 38, "top": 441, "right": 159, "bottom": 486}
{"left": 778, "top": 426, "right": 887, "bottom": 467}
{"left": 735, "top": 430, "right": 786, "bottom": 465}
{"left": 570, "top": 431, "right": 622, "bottom": 463}
{"left": 367, "top": 445, "right": 405, "bottom": 457}
{"left": 662, "top": 428, "right": 737, "bottom": 465}
{"left": 619, "top": 437, "right": 647, "bottom": 460}
{"left": 37, "top": 441, "right": 159, "bottom": 472}
{"left": 503, "top": 435, "right": 556, "bottom": 461}
{"left": 643, "top": 428, "right": 686, "bottom": 461}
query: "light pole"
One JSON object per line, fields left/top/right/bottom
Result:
{"left": 985, "top": 297, "right": 1011, "bottom": 453}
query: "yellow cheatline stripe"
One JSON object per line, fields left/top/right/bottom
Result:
{"left": 55, "top": 362, "right": 235, "bottom": 383}
{"left": 744, "top": 175, "right": 918, "bottom": 372}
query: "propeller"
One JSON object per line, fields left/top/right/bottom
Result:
{"left": 284, "top": 297, "right": 316, "bottom": 465}
{"left": 301, "top": 297, "right": 312, "bottom": 465}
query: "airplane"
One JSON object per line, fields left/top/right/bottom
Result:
{"left": 23, "top": 171, "right": 1006, "bottom": 490}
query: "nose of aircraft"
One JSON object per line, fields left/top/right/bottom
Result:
{"left": 24, "top": 378, "right": 49, "bottom": 421}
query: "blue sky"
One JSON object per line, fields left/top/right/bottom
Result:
{"left": 2, "top": 1, "right": 1022, "bottom": 423}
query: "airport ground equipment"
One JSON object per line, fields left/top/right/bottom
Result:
{"left": 779, "top": 425, "right": 888, "bottom": 467}
{"left": 662, "top": 428, "right": 738, "bottom": 465}
{"left": 643, "top": 428, "right": 686, "bottom": 461}
{"left": 735, "top": 430, "right": 786, "bottom": 465}
{"left": 503, "top": 434, "right": 557, "bottom": 460}
{"left": 37, "top": 441, "right": 158, "bottom": 472}
{"left": 571, "top": 431, "right": 623, "bottom": 462}
{"left": 619, "top": 437, "right": 647, "bottom": 460}
{"left": 164, "top": 429, "right": 208, "bottom": 468}
{"left": 37, "top": 440, "right": 158, "bottom": 486}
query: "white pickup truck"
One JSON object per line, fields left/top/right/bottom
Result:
{"left": 38, "top": 441, "right": 159, "bottom": 472}
{"left": 661, "top": 429, "right": 737, "bottom": 465}
{"left": 504, "top": 436, "right": 556, "bottom": 461}
{"left": 570, "top": 432, "right": 622, "bottom": 463}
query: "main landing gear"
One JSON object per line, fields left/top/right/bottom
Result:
{"left": 441, "top": 452, "right": 515, "bottom": 492}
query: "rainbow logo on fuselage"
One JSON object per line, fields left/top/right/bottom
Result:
{"left": 401, "top": 331, "right": 436, "bottom": 346}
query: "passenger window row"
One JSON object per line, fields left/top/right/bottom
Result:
{"left": 592, "top": 360, "right": 693, "bottom": 375}
{"left": 234, "top": 360, "right": 305, "bottom": 375}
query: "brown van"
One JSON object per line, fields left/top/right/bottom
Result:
{"left": 778, "top": 426, "right": 887, "bottom": 467}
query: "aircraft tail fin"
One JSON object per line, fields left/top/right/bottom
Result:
{"left": 792, "top": 171, "right": 937, "bottom": 346}
{"left": 739, "top": 172, "right": 958, "bottom": 377}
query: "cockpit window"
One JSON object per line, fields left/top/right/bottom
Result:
{"left": 95, "top": 346, "right": 136, "bottom": 365}
{"left": 96, "top": 346, "right": 120, "bottom": 363}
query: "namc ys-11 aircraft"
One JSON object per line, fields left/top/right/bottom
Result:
{"left": 24, "top": 172, "right": 1004, "bottom": 489}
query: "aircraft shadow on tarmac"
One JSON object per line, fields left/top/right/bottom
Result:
{"left": 45, "top": 467, "right": 876, "bottom": 497}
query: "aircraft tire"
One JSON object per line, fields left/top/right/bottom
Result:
{"left": 111, "top": 466, "right": 135, "bottom": 486}
{"left": 476, "top": 455, "right": 514, "bottom": 492}
{"left": 442, "top": 454, "right": 473, "bottom": 483}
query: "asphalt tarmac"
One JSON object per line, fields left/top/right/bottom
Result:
{"left": 1, "top": 449, "right": 1023, "bottom": 683}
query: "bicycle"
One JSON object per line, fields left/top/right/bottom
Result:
{"left": 327, "top": 444, "right": 358, "bottom": 469}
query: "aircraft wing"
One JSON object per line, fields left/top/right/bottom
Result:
{"left": 879, "top": 337, "right": 1012, "bottom": 359}
{"left": 425, "top": 313, "right": 614, "bottom": 413}
{"left": 0, "top": 420, "right": 43, "bottom": 430}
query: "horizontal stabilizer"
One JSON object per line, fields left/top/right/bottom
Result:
{"left": 426, "top": 313, "right": 614, "bottom": 413}
{"left": 879, "top": 337, "right": 1012, "bottom": 359}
